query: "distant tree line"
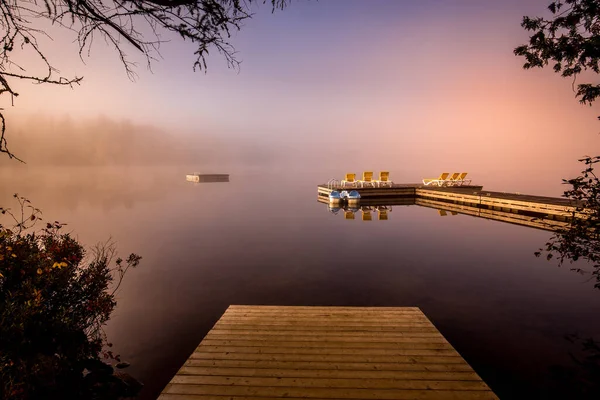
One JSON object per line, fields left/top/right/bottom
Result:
{"left": 0, "top": 0, "right": 287, "bottom": 161}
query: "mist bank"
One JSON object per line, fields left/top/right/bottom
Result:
{"left": 0, "top": 113, "right": 594, "bottom": 197}
{"left": 0, "top": 114, "right": 277, "bottom": 167}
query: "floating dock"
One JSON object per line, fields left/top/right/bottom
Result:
{"left": 186, "top": 174, "right": 230, "bottom": 183}
{"left": 318, "top": 183, "right": 583, "bottom": 222}
{"left": 318, "top": 183, "right": 454, "bottom": 200}
{"left": 158, "top": 305, "right": 498, "bottom": 400}
{"left": 320, "top": 195, "right": 570, "bottom": 231}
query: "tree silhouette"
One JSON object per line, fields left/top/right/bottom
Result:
{"left": 0, "top": 0, "right": 287, "bottom": 160}
{"left": 516, "top": 1, "right": 600, "bottom": 285}
{"left": 515, "top": 0, "right": 600, "bottom": 110}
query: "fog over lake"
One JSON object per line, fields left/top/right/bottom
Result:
{"left": 3, "top": 1, "right": 600, "bottom": 398}
{"left": 1, "top": 114, "right": 600, "bottom": 399}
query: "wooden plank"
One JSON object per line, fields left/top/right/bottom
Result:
{"left": 211, "top": 323, "right": 441, "bottom": 332}
{"left": 163, "top": 384, "right": 497, "bottom": 399}
{"left": 170, "top": 375, "right": 491, "bottom": 390}
{"left": 224, "top": 310, "right": 426, "bottom": 315}
{"left": 183, "top": 358, "right": 475, "bottom": 372}
{"left": 194, "top": 346, "right": 459, "bottom": 356}
{"left": 177, "top": 366, "right": 482, "bottom": 381}
{"left": 158, "top": 393, "right": 496, "bottom": 400}
{"left": 222, "top": 314, "right": 428, "bottom": 320}
{"left": 219, "top": 315, "right": 430, "bottom": 321}
{"left": 199, "top": 339, "right": 451, "bottom": 349}
{"left": 204, "top": 334, "right": 446, "bottom": 342}
{"left": 228, "top": 305, "right": 421, "bottom": 311}
{"left": 189, "top": 352, "right": 467, "bottom": 364}
{"left": 159, "top": 396, "right": 492, "bottom": 400}
{"left": 215, "top": 321, "right": 434, "bottom": 327}
{"left": 227, "top": 306, "right": 423, "bottom": 316}
{"left": 207, "top": 329, "right": 443, "bottom": 338}
{"left": 158, "top": 306, "right": 498, "bottom": 399}
{"left": 159, "top": 396, "right": 493, "bottom": 400}
{"left": 217, "top": 319, "right": 432, "bottom": 325}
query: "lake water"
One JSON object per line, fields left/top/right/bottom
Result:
{"left": 2, "top": 166, "right": 600, "bottom": 399}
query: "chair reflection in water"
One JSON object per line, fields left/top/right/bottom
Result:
{"left": 339, "top": 206, "right": 392, "bottom": 221}
{"left": 376, "top": 206, "right": 391, "bottom": 220}
{"left": 438, "top": 209, "right": 458, "bottom": 216}
{"left": 361, "top": 207, "right": 372, "bottom": 221}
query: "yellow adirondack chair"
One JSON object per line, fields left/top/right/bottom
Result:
{"left": 357, "top": 171, "right": 374, "bottom": 188}
{"left": 374, "top": 171, "right": 393, "bottom": 187}
{"left": 341, "top": 173, "right": 357, "bottom": 188}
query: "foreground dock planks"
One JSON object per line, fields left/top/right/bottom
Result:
{"left": 158, "top": 305, "right": 498, "bottom": 400}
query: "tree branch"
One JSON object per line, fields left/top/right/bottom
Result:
{"left": 0, "top": 0, "right": 289, "bottom": 160}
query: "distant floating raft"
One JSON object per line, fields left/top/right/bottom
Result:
{"left": 186, "top": 174, "right": 229, "bottom": 183}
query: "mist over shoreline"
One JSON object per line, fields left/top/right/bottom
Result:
{"left": 0, "top": 114, "right": 277, "bottom": 167}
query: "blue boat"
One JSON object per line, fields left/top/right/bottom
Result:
{"left": 347, "top": 190, "right": 361, "bottom": 200}
{"left": 329, "top": 190, "right": 342, "bottom": 204}
{"left": 330, "top": 190, "right": 360, "bottom": 205}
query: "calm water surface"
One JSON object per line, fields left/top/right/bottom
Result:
{"left": 2, "top": 166, "right": 600, "bottom": 399}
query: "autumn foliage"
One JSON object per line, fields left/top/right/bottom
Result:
{"left": 0, "top": 195, "right": 141, "bottom": 400}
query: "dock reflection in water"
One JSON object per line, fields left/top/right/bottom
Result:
{"left": 5, "top": 168, "right": 598, "bottom": 400}
{"left": 320, "top": 196, "right": 568, "bottom": 231}
{"left": 328, "top": 204, "right": 393, "bottom": 221}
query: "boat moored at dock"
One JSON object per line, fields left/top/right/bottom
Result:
{"left": 329, "top": 190, "right": 361, "bottom": 205}
{"left": 318, "top": 173, "right": 585, "bottom": 230}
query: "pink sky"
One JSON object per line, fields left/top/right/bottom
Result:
{"left": 2, "top": 0, "right": 598, "bottom": 195}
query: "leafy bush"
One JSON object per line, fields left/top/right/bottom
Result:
{"left": 0, "top": 195, "right": 142, "bottom": 400}
{"left": 536, "top": 156, "right": 600, "bottom": 288}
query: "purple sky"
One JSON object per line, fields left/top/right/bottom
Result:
{"left": 4, "top": 0, "right": 599, "bottom": 194}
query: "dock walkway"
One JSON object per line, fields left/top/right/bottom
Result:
{"left": 159, "top": 305, "right": 498, "bottom": 400}
{"left": 317, "top": 183, "right": 583, "bottom": 220}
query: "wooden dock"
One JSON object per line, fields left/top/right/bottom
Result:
{"left": 319, "top": 194, "right": 569, "bottom": 231}
{"left": 158, "top": 305, "right": 498, "bottom": 400}
{"left": 317, "top": 183, "right": 583, "bottom": 220}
